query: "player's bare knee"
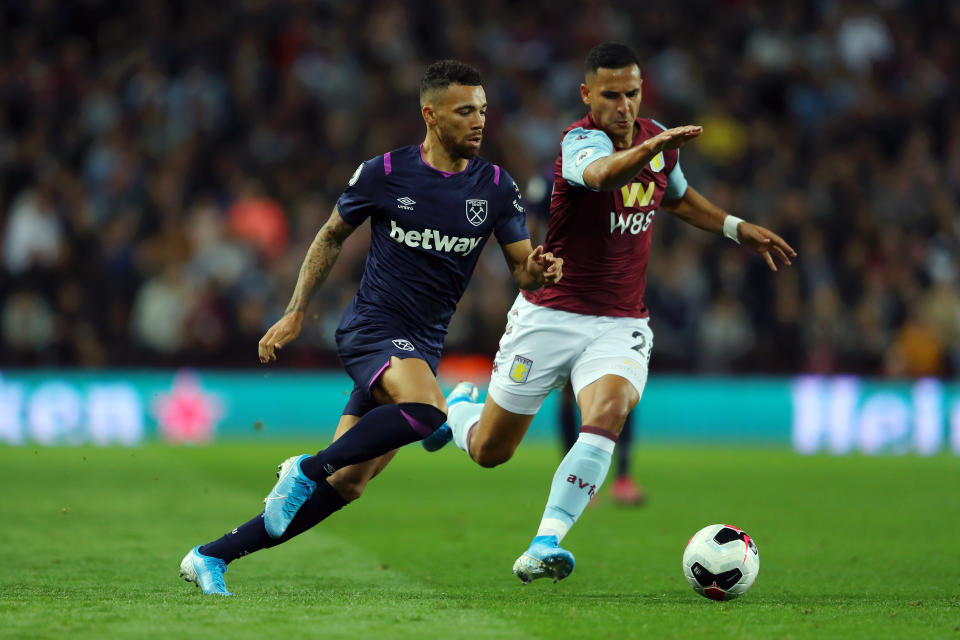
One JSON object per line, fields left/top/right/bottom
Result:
{"left": 584, "top": 398, "right": 633, "bottom": 432}
{"left": 402, "top": 387, "right": 447, "bottom": 413}
{"left": 373, "top": 376, "right": 447, "bottom": 413}
{"left": 472, "top": 441, "right": 514, "bottom": 468}
{"left": 395, "top": 393, "right": 448, "bottom": 414}
{"left": 473, "top": 449, "right": 506, "bottom": 468}
{"left": 426, "top": 395, "right": 448, "bottom": 415}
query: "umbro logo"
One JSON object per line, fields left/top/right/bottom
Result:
{"left": 397, "top": 196, "right": 415, "bottom": 211}
{"left": 392, "top": 338, "right": 415, "bottom": 351}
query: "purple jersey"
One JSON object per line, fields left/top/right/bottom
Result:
{"left": 336, "top": 144, "right": 529, "bottom": 355}
{"left": 523, "top": 114, "right": 687, "bottom": 318}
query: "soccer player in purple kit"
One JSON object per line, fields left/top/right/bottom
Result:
{"left": 422, "top": 43, "right": 796, "bottom": 584}
{"left": 178, "top": 59, "right": 562, "bottom": 595}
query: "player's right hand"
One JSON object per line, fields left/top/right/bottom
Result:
{"left": 258, "top": 312, "right": 304, "bottom": 363}
{"left": 647, "top": 125, "right": 702, "bottom": 153}
{"left": 525, "top": 244, "right": 563, "bottom": 288}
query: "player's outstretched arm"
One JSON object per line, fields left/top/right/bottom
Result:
{"left": 582, "top": 125, "right": 702, "bottom": 192}
{"left": 500, "top": 240, "right": 563, "bottom": 291}
{"left": 258, "top": 206, "right": 357, "bottom": 363}
{"left": 661, "top": 186, "right": 796, "bottom": 271}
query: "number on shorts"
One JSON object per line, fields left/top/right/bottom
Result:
{"left": 631, "top": 330, "right": 651, "bottom": 363}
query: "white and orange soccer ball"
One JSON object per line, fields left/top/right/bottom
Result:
{"left": 682, "top": 524, "right": 760, "bottom": 601}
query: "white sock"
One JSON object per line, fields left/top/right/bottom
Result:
{"left": 449, "top": 400, "right": 483, "bottom": 453}
{"left": 535, "top": 431, "right": 615, "bottom": 543}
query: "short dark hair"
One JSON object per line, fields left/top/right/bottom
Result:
{"left": 585, "top": 42, "right": 641, "bottom": 75}
{"left": 420, "top": 59, "right": 482, "bottom": 100}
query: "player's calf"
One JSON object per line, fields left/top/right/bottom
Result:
{"left": 422, "top": 382, "right": 479, "bottom": 452}
{"left": 460, "top": 397, "right": 532, "bottom": 467}
{"left": 326, "top": 451, "right": 397, "bottom": 502}
{"left": 300, "top": 403, "right": 447, "bottom": 479}
{"left": 266, "top": 403, "right": 446, "bottom": 538}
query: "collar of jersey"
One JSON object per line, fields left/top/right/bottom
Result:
{"left": 419, "top": 143, "right": 471, "bottom": 178}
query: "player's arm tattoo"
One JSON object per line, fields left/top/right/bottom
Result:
{"left": 284, "top": 208, "right": 355, "bottom": 314}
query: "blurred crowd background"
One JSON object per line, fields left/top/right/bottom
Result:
{"left": 1, "top": 0, "right": 958, "bottom": 377}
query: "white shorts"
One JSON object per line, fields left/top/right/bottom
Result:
{"left": 487, "top": 295, "right": 654, "bottom": 415}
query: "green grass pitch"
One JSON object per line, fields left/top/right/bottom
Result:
{"left": 1, "top": 441, "right": 957, "bottom": 639}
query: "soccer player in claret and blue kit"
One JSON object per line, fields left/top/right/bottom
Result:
{"left": 422, "top": 42, "right": 796, "bottom": 584}
{"left": 178, "top": 59, "right": 562, "bottom": 595}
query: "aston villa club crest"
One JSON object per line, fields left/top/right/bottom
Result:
{"left": 649, "top": 152, "right": 665, "bottom": 172}
{"left": 509, "top": 355, "right": 533, "bottom": 383}
{"left": 465, "top": 199, "right": 488, "bottom": 226}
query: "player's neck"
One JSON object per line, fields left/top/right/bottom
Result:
{"left": 421, "top": 134, "right": 469, "bottom": 173}
{"left": 609, "top": 125, "right": 636, "bottom": 150}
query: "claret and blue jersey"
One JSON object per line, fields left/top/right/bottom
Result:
{"left": 524, "top": 114, "right": 689, "bottom": 319}
{"left": 334, "top": 144, "right": 528, "bottom": 406}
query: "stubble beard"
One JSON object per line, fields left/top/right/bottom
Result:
{"left": 458, "top": 142, "right": 481, "bottom": 159}
{"left": 439, "top": 126, "right": 481, "bottom": 161}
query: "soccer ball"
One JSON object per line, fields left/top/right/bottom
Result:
{"left": 682, "top": 524, "right": 759, "bottom": 601}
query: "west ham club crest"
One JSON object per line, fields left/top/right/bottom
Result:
{"left": 465, "top": 199, "right": 488, "bottom": 226}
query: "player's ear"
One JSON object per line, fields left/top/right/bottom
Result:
{"left": 422, "top": 103, "right": 437, "bottom": 127}
{"left": 579, "top": 83, "right": 590, "bottom": 106}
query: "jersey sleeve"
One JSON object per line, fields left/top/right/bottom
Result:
{"left": 665, "top": 155, "right": 688, "bottom": 200}
{"left": 650, "top": 119, "right": 689, "bottom": 201}
{"left": 493, "top": 169, "right": 531, "bottom": 245}
{"left": 336, "top": 156, "right": 383, "bottom": 226}
{"left": 560, "top": 127, "right": 614, "bottom": 190}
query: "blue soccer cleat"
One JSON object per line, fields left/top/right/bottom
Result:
{"left": 263, "top": 454, "right": 316, "bottom": 539}
{"left": 421, "top": 381, "right": 479, "bottom": 452}
{"left": 512, "top": 535, "right": 576, "bottom": 584}
{"left": 179, "top": 546, "right": 234, "bottom": 596}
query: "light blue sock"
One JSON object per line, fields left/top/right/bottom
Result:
{"left": 536, "top": 431, "right": 615, "bottom": 543}
{"left": 449, "top": 400, "right": 484, "bottom": 453}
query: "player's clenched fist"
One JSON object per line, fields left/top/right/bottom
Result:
{"left": 540, "top": 251, "right": 562, "bottom": 286}
{"left": 526, "top": 245, "right": 563, "bottom": 287}
{"left": 258, "top": 312, "right": 304, "bottom": 363}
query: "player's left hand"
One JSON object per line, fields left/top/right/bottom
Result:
{"left": 258, "top": 311, "right": 304, "bottom": 363}
{"left": 736, "top": 222, "right": 797, "bottom": 272}
{"left": 526, "top": 245, "right": 563, "bottom": 287}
